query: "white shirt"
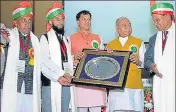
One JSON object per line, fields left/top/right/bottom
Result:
{"left": 119, "top": 36, "right": 146, "bottom": 68}
{"left": 40, "top": 34, "right": 65, "bottom": 82}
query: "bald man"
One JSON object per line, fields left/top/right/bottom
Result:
{"left": 107, "top": 17, "right": 146, "bottom": 112}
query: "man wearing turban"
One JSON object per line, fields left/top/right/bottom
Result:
{"left": 144, "top": 1, "right": 175, "bottom": 112}
{"left": 1, "top": 1, "right": 42, "bottom": 112}
{"left": 40, "top": 2, "right": 76, "bottom": 112}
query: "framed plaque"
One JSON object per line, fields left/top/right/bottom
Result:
{"left": 72, "top": 49, "right": 131, "bottom": 89}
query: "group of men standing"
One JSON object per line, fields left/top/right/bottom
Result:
{"left": 0, "top": 1, "right": 175, "bottom": 112}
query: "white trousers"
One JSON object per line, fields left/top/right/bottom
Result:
{"left": 17, "top": 82, "right": 33, "bottom": 112}
{"left": 78, "top": 106, "right": 101, "bottom": 112}
{"left": 108, "top": 88, "right": 144, "bottom": 112}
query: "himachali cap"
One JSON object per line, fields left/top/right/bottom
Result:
{"left": 150, "top": 0, "right": 175, "bottom": 22}
{"left": 46, "top": 2, "right": 65, "bottom": 21}
{"left": 46, "top": 2, "right": 65, "bottom": 32}
{"left": 12, "top": 1, "right": 33, "bottom": 20}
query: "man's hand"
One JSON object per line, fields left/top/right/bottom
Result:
{"left": 130, "top": 53, "right": 141, "bottom": 66}
{"left": 73, "top": 59, "right": 79, "bottom": 68}
{"left": 74, "top": 52, "right": 84, "bottom": 60}
{"left": 0, "top": 29, "right": 10, "bottom": 42}
{"left": 57, "top": 76, "right": 71, "bottom": 86}
{"left": 151, "top": 64, "right": 163, "bottom": 78}
{"left": 63, "top": 73, "right": 73, "bottom": 83}
{"left": 104, "top": 46, "right": 113, "bottom": 54}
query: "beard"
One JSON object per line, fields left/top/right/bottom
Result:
{"left": 52, "top": 25, "right": 65, "bottom": 36}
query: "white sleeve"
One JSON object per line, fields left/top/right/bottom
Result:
{"left": 40, "top": 35, "right": 65, "bottom": 82}
{"left": 137, "top": 41, "right": 146, "bottom": 68}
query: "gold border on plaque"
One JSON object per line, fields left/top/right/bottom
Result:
{"left": 73, "top": 49, "right": 130, "bottom": 87}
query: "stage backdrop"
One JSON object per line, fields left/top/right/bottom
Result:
{"left": 64, "top": 1, "right": 175, "bottom": 43}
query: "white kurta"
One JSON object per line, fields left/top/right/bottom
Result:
{"left": 153, "top": 22, "right": 175, "bottom": 112}
{"left": 40, "top": 29, "right": 76, "bottom": 112}
{"left": 1, "top": 27, "right": 41, "bottom": 112}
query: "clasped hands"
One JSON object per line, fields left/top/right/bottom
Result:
{"left": 57, "top": 73, "right": 73, "bottom": 86}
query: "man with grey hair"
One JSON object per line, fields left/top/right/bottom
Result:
{"left": 107, "top": 17, "right": 146, "bottom": 112}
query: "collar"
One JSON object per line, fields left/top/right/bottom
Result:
{"left": 158, "top": 22, "right": 174, "bottom": 38}
{"left": 19, "top": 31, "right": 29, "bottom": 37}
{"left": 79, "top": 30, "right": 90, "bottom": 37}
{"left": 119, "top": 36, "right": 128, "bottom": 40}
{"left": 118, "top": 36, "right": 129, "bottom": 46}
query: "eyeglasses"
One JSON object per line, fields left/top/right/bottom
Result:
{"left": 153, "top": 14, "right": 166, "bottom": 23}
{"left": 120, "top": 25, "right": 131, "bottom": 29}
{"left": 20, "top": 18, "right": 32, "bottom": 24}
